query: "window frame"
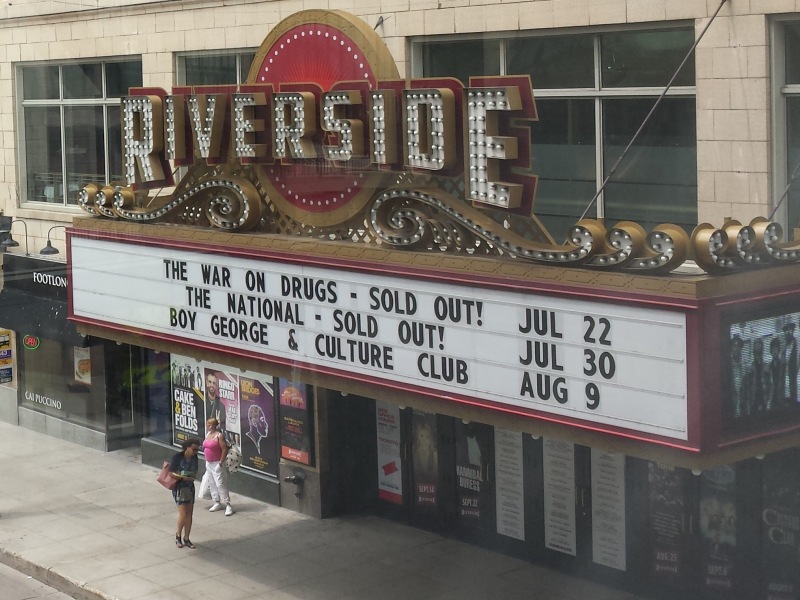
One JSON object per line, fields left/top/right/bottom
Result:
{"left": 175, "top": 48, "right": 257, "bottom": 86}
{"left": 772, "top": 17, "right": 794, "bottom": 231}
{"left": 409, "top": 24, "right": 697, "bottom": 228}
{"left": 15, "top": 57, "right": 142, "bottom": 211}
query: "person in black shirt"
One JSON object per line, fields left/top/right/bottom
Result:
{"left": 169, "top": 438, "right": 200, "bottom": 549}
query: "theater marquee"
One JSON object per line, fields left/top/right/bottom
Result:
{"left": 71, "top": 234, "right": 688, "bottom": 441}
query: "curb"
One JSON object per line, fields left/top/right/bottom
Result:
{"left": 0, "top": 547, "right": 117, "bottom": 600}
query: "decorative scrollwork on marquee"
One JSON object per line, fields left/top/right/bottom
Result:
{"left": 79, "top": 176, "right": 800, "bottom": 276}
{"left": 368, "top": 187, "right": 595, "bottom": 265}
{"left": 691, "top": 218, "right": 800, "bottom": 274}
{"left": 79, "top": 176, "right": 262, "bottom": 232}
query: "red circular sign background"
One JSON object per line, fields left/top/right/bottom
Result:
{"left": 249, "top": 17, "right": 397, "bottom": 224}
{"left": 256, "top": 24, "right": 376, "bottom": 90}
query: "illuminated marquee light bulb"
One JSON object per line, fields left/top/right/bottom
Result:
{"left": 122, "top": 95, "right": 166, "bottom": 185}
{"left": 188, "top": 96, "right": 215, "bottom": 158}
{"left": 163, "top": 95, "right": 187, "bottom": 161}
{"left": 165, "top": 98, "right": 175, "bottom": 154}
{"left": 322, "top": 90, "right": 364, "bottom": 162}
{"left": 403, "top": 88, "right": 455, "bottom": 171}
{"left": 273, "top": 92, "right": 317, "bottom": 159}
{"left": 233, "top": 93, "right": 267, "bottom": 159}
{"left": 465, "top": 87, "right": 523, "bottom": 210}
{"left": 369, "top": 91, "right": 398, "bottom": 164}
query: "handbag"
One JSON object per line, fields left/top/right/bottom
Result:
{"left": 157, "top": 460, "right": 178, "bottom": 490}
{"left": 225, "top": 444, "right": 242, "bottom": 474}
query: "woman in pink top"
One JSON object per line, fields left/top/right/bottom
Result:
{"left": 201, "top": 418, "right": 234, "bottom": 516}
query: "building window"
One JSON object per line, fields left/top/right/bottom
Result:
{"left": 176, "top": 50, "right": 256, "bottom": 86}
{"left": 777, "top": 21, "right": 800, "bottom": 231}
{"left": 17, "top": 60, "right": 142, "bottom": 207}
{"left": 414, "top": 28, "right": 697, "bottom": 238}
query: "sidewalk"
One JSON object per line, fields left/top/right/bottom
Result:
{"left": 0, "top": 422, "right": 646, "bottom": 600}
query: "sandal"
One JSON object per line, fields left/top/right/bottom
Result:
{"left": 175, "top": 535, "right": 183, "bottom": 548}
{"left": 183, "top": 538, "right": 195, "bottom": 549}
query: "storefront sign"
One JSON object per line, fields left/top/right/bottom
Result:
{"left": 699, "top": 465, "right": 737, "bottom": 592}
{"left": 591, "top": 450, "right": 626, "bottom": 571}
{"left": 456, "top": 421, "right": 489, "bottom": 523}
{"left": 412, "top": 410, "right": 438, "bottom": 508}
{"left": 3, "top": 255, "right": 69, "bottom": 300}
{"left": 278, "top": 378, "right": 313, "bottom": 465}
{"left": 543, "top": 438, "right": 576, "bottom": 556}
{"left": 0, "top": 329, "right": 12, "bottom": 383}
{"left": 495, "top": 428, "right": 525, "bottom": 541}
{"left": 171, "top": 356, "right": 204, "bottom": 444}
{"left": 23, "top": 389, "right": 62, "bottom": 411}
{"left": 376, "top": 402, "right": 402, "bottom": 505}
{"left": 121, "top": 7, "right": 537, "bottom": 220}
{"left": 71, "top": 236, "right": 689, "bottom": 441}
{"left": 648, "top": 462, "right": 686, "bottom": 580}
{"left": 22, "top": 335, "right": 40, "bottom": 350}
{"left": 73, "top": 347, "right": 91, "bottom": 385}
{"left": 762, "top": 457, "right": 800, "bottom": 600}
{"left": 240, "top": 373, "right": 277, "bottom": 475}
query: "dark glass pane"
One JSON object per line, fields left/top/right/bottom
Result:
{"left": 529, "top": 99, "right": 597, "bottom": 240}
{"left": 240, "top": 52, "right": 257, "bottom": 84}
{"left": 107, "top": 105, "right": 123, "bottom": 184}
{"left": 507, "top": 35, "right": 594, "bottom": 89}
{"left": 421, "top": 40, "right": 500, "bottom": 84}
{"left": 63, "top": 63, "right": 102, "bottom": 99}
{"left": 602, "top": 97, "right": 697, "bottom": 233}
{"left": 184, "top": 54, "right": 238, "bottom": 85}
{"left": 22, "top": 65, "right": 59, "bottom": 100}
{"left": 106, "top": 343, "right": 134, "bottom": 429}
{"left": 601, "top": 29, "right": 695, "bottom": 88}
{"left": 787, "top": 22, "right": 800, "bottom": 85}
{"left": 106, "top": 60, "right": 143, "bottom": 97}
{"left": 786, "top": 97, "right": 800, "bottom": 228}
{"left": 24, "top": 106, "right": 62, "bottom": 203}
{"left": 19, "top": 339, "right": 108, "bottom": 429}
{"left": 64, "top": 106, "right": 105, "bottom": 204}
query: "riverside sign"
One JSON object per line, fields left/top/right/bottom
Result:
{"left": 123, "top": 4, "right": 538, "bottom": 220}
{"left": 124, "top": 78, "right": 536, "bottom": 213}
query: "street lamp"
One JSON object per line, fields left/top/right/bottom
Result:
{"left": 1, "top": 219, "right": 29, "bottom": 256}
{"left": 39, "top": 225, "right": 68, "bottom": 255}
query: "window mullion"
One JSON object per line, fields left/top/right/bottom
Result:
{"left": 594, "top": 34, "right": 604, "bottom": 219}
{"left": 56, "top": 64, "right": 65, "bottom": 206}
{"left": 103, "top": 104, "right": 110, "bottom": 187}
{"left": 60, "top": 104, "right": 67, "bottom": 206}
{"left": 595, "top": 97, "right": 604, "bottom": 220}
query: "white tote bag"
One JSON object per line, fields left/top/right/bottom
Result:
{"left": 198, "top": 469, "right": 212, "bottom": 499}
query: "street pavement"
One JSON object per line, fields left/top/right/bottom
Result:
{"left": 0, "top": 421, "right": 647, "bottom": 600}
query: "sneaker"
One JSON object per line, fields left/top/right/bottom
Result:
{"left": 208, "top": 502, "right": 223, "bottom": 512}
{"left": 225, "top": 504, "right": 234, "bottom": 517}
